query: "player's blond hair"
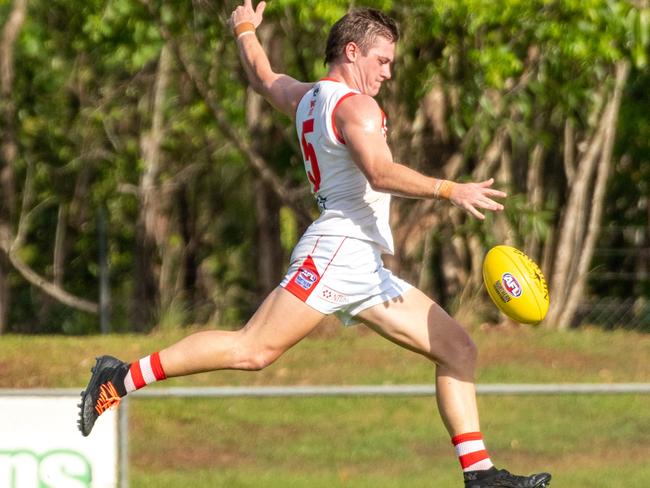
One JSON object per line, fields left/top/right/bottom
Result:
{"left": 324, "top": 8, "right": 399, "bottom": 65}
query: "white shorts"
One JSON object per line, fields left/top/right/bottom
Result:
{"left": 280, "top": 235, "right": 412, "bottom": 326}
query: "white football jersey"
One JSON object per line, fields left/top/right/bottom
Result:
{"left": 294, "top": 79, "right": 394, "bottom": 254}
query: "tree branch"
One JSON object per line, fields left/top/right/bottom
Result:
{"left": 2, "top": 244, "right": 98, "bottom": 314}
{"left": 139, "top": 0, "right": 312, "bottom": 227}
{"left": 0, "top": 220, "right": 98, "bottom": 314}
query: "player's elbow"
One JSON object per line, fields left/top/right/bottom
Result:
{"left": 246, "top": 78, "right": 268, "bottom": 98}
{"left": 245, "top": 70, "right": 275, "bottom": 98}
{"left": 365, "top": 166, "right": 391, "bottom": 192}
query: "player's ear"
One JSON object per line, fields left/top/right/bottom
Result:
{"left": 344, "top": 41, "right": 360, "bottom": 62}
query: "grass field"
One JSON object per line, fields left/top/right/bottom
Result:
{"left": 3, "top": 321, "right": 650, "bottom": 487}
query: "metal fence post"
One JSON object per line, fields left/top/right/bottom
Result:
{"left": 119, "top": 396, "right": 129, "bottom": 488}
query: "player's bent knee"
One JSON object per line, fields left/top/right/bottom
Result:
{"left": 236, "top": 345, "right": 281, "bottom": 371}
{"left": 459, "top": 336, "right": 478, "bottom": 367}
{"left": 436, "top": 334, "right": 478, "bottom": 377}
{"left": 246, "top": 350, "right": 279, "bottom": 371}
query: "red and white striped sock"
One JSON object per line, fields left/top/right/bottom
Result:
{"left": 123, "top": 352, "right": 167, "bottom": 394}
{"left": 452, "top": 431, "right": 494, "bottom": 472}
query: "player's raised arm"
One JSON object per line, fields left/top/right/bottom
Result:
{"left": 336, "top": 94, "right": 507, "bottom": 220}
{"left": 230, "top": 0, "right": 313, "bottom": 117}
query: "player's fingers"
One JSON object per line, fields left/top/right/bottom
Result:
{"left": 243, "top": 0, "right": 253, "bottom": 10}
{"left": 478, "top": 177, "right": 495, "bottom": 188}
{"left": 468, "top": 205, "right": 486, "bottom": 220}
{"left": 256, "top": 1, "right": 267, "bottom": 17}
{"left": 483, "top": 188, "right": 507, "bottom": 198}
{"left": 481, "top": 197, "right": 504, "bottom": 211}
{"left": 460, "top": 201, "right": 485, "bottom": 220}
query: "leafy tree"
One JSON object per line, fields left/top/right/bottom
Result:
{"left": 0, "top": 0, "right": 648, "bottom": 334}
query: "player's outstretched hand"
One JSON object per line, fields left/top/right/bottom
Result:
{"left": 449, "top": 178, "right": 506, "bottom": 220}
{"left": 230, "top": 0, "right": 266, "bottom": 30}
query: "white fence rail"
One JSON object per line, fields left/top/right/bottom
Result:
{"left": 6, "top": 383, "right": 650, "bottom": 398}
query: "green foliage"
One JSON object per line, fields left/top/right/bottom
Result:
{"left": 2, "top": 0, "right": 648, "bottom": 333}
{"left": 504, "top": 194, "right": 554, "bottom": 244}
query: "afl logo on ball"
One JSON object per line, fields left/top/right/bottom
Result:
{"left": 501, "top": 273, "right": 522, "bottom": 298}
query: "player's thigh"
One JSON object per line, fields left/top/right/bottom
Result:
{"left": 356, "top": 287, "right": 475, "bottom": 364}
{"left": 240, "top": 286, "right": 326, "bottom": 357}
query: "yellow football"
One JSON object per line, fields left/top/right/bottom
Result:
{"left": 482, "top": 245, "right": 550, "bottom": 325}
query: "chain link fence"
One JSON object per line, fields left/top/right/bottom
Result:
{"left": 578, "top": 227, "right": 650, "bottom": 330}
{"left": 575, "top": 296, "right": 650, "bottom": 330}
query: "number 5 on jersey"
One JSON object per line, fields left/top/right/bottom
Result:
{"left": 300, "top": 119, "right": 321, "bottom": 192}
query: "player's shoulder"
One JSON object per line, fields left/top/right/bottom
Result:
{"left": 335, "top": 93, "right": 382, "bottom": 121}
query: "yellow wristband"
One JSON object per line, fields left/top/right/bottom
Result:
{"left": 433, "top": 179, "right": 456, "bottom": 199}
{"left": 439, "top": 180, "right": 456, "bottom": 199}
{"left": 234, "top": 22, "right": 255, "bottom": 39}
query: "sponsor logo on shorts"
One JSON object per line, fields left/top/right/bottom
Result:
{"left": 320, "top": 286, "right": 348, "bottom": 304}
{"left": 296, "top": 268, "right": 318, "bottom": 290}
{"left": 501, "top": 272, "right": 522, "bottom": 298}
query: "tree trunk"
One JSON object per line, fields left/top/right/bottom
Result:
{"left": 53, "top": 204, "right": 68, "bottom": 287}
{"left": 524, "top": 143, "right": 545, "bottom": 257}
{"left": 178, "top": 187, "right": 198, "bottom": 309}
{"left": 0, "top": 253, "right": 9, "bottom": 333}
{"left": 0, "top": 0, "right": 27, "bottom": 333}
{"left": 247, "top": 24, "right": 285, "bottom": 298}
{"left": 0, "top": 0, "right": 25, "bottom": 219}
{"left": 133, "top": 43, "right": 172, "bottom": 330}
{"left": 555, "top": 61, "right": 630, "bottom": 328}
{"left": 545, "top": 61, "right": 630, "bottom": 328}
{"left": 253, "top": 180, "right": 282, "bottom": 296}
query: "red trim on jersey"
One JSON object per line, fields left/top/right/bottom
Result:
{"left": 380, "top": 109, "right": 388, "bottom": 138}
{"left": 129, "top": 360, "right": 145, "bottom": 389}
{"left": 332, "top": 92, "right": 359, "bottom": 144}
{"left": 458, "top": 450, "right": 490, "bottom": 469}
{"left": 150, "top": 352, "right": 167, "bottom": 381}
{"left": 320, "top": 77, "right": 344, "bottom": 83}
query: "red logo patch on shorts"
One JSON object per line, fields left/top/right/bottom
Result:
{"left": 285, "top": 256, "right": 321, "bottom": 302}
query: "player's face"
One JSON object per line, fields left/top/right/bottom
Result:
{"left": 356, "top": 36, "right": 395, "bottom": 96}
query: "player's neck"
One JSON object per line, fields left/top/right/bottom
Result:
{"left": 325, "top": 66, "right": 359, "bottom": 92}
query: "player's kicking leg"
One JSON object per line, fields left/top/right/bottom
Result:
{"left": 357, "top": 287, "right": 551, "bottom": 488}
{"left": 78, "top": 287, "right": 325, "bottom": 436}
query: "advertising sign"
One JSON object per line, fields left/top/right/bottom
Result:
{"left": 0, "top": 396, "right": 118, "bottom": 488}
